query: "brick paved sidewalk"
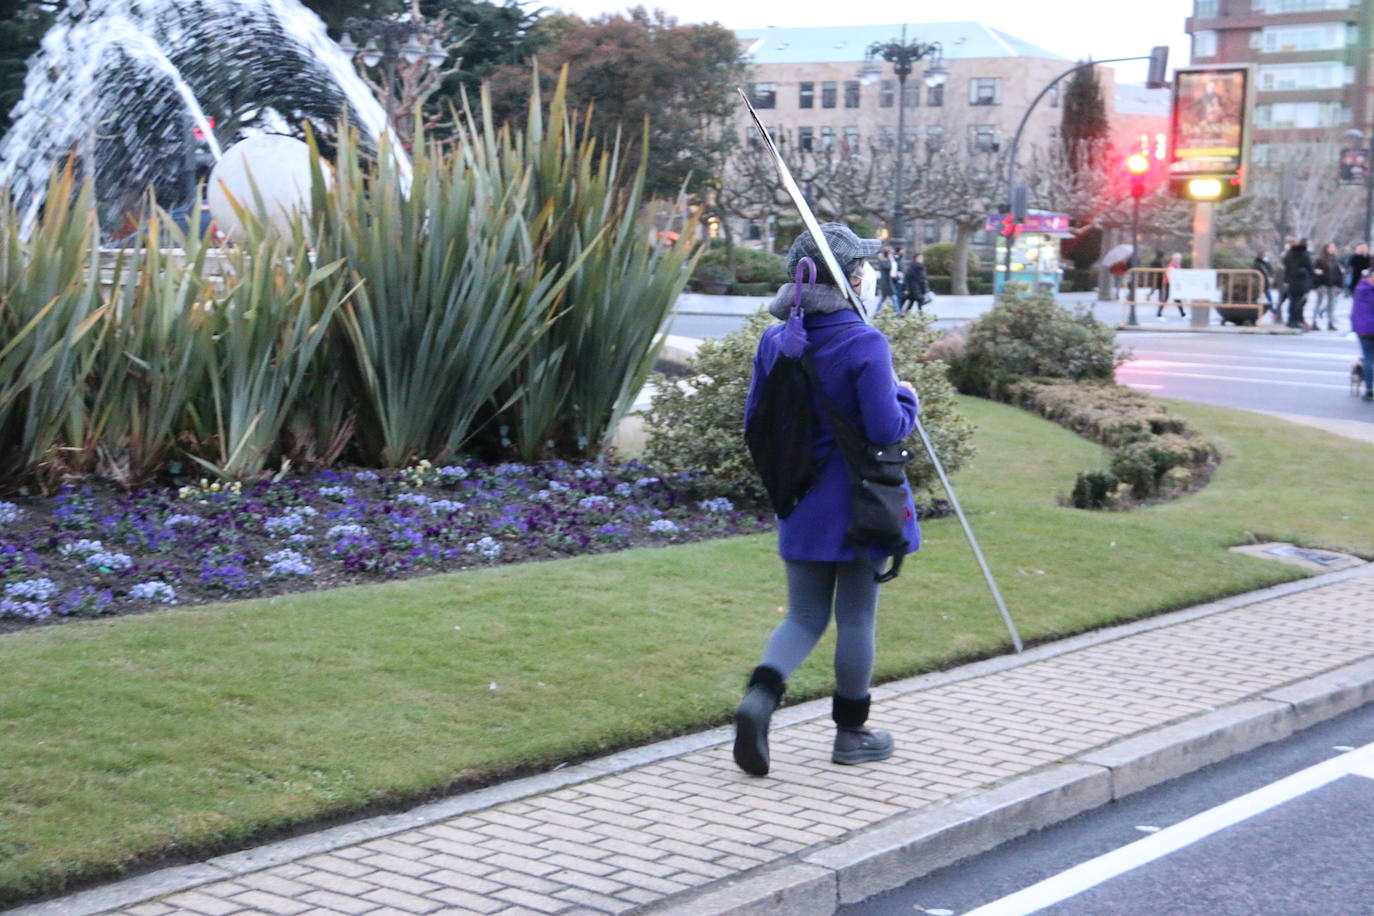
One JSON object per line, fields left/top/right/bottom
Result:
{"left": 21, "top": 565, "right": 1374, "bottom": 916}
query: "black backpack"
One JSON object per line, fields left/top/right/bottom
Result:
{"left": 745, "top": 344, "right": 817, "bottom": 519}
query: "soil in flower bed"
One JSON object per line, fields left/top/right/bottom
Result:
{"left": 0, "top": 459, "right": 776, "bottom": 633}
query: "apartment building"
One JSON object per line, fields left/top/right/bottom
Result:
{"left": 1185, "top": 0, "right": 1374, "bottom": 160}
{"left": 733, "top": 22, "right": 1110, "bottom": 249}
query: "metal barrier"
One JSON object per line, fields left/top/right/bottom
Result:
{"left": 1119, "top": 268, "right": 1267, "bottom": 326}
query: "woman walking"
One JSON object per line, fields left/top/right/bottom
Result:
{"left": 735, "top": 223, "right": 920, "bottom": 776}
{"left": 1312, "top": 242, "right": 1342, "bottom": 331}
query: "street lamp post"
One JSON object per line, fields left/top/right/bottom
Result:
{"left": 857, "top": 26, "right": 948, "bottom": 249}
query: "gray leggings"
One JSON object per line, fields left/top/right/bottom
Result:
{"left": 760, "top": 558, "right": 880, "bottom": 700}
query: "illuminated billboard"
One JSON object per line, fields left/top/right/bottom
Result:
{"left": 1169, "top": 66, "right": 1252, "bottom": 200}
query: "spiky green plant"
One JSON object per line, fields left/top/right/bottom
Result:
{"left": 0, "top": 164, "right": 106, "bottom": 489}
{"left": 315, "top": 116, "right": 588, "bottom": 466}
{"left": 497, "top": 71, "right": 699, "bottom": 460}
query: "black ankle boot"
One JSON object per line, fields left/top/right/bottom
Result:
{"left": 831, "top": 692, "right": 894, "bottom": 765}
{"left": 733, "top": 666, "right": 785, "bottom": 776}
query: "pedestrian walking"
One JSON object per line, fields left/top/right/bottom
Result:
{"left": 1146, "top": 250, "right": 1165, "bottom": 301}
{"left": 1283, "top": 239, "right": 1315, "bottom": 329}
{"left": 1353, "top": 268, "right": 1374, "bottom": 402}
{"left": 874, "top": 247, "right": 898, "bottom": 312}
{"left": 889, "top": 246, "right": 906, "bottom": 306}
{"left": 902, "top": 251, "right": 929, "bottom": 313}
{"left": 1312, "top": 242, "right": 1342, "bottom": 331}
{"left": 1158, "top": 253, "right": 1185, "bottom": 319}
{"left": 1347, "top": 243, "right": 1371, "bottom": 296}
{"left": 736, "top": 223, "right": 920, "bottom": 777}
{"left": 1252, "top": 250, "right": 1274, "bottom": 314}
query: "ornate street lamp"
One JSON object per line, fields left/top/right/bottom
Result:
{"left": 859, "top": 26, "right": 947, "bottom": 248}
{"left": 338, "top": 14, "right": 461, "bottom": 146}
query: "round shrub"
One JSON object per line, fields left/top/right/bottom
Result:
{"left": 920, "top": 242, "right": 980, "bottom": 278}
{"left": 948, "top": 291, "right": 1125, "bottom": 397}
{"left": 732, "top": 247, "right": 787, "bottom": 286}
{"left": 642, "top": 309, "right": 976, "bottom": 503}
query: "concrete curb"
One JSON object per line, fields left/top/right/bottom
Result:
{"left": 660, "top": 644, "right": 1374, "bottom": 915}
{"left": 10, "top": 565, "right": 1373, "bottom": 916}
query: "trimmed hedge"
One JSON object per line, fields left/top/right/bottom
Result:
{"left": 1001, "top": 379, "right": 1219, "bottom": 508}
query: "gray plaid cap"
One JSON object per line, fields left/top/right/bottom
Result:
{"left": 785, "top": 222, "right": 882, "bottom": 284}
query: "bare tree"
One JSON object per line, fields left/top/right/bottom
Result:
{"left": 1243, "top": 134, "right": 1362, "bottom": 250}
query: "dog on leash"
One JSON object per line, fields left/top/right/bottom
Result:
{"left": 1355, "top": 359, "right": 1367, "bottom": 396}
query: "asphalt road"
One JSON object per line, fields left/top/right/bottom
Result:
{"left": 665, "top": 293, "right": 1374, "bottom": 437}
{"left": 840, "top": 702, "right": 1374, "bottom": 916}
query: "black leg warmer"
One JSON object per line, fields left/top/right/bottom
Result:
{"left": 747, "top": 665, "right": 786, "bottom": 701}
{"left": 832, "top": 692, "right": 871, "bottom": 730}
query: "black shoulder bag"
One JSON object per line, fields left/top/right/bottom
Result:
{"left": 800, "top": 352, "right": 912, "bottom": 583}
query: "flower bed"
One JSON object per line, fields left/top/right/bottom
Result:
{"left": 0, "top": 460, "right": 771, "bottom": 631}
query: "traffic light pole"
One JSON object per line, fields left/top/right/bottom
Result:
{"left": 1129, "top": 193, "right": 1140, "bottom": 325}
{"left": 1003, "top": 50, "right": 1167, "bottom": 289}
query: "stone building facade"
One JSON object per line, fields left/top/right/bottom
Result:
{"left": 728, "top": 22, "right": 1117, "bottom": 255}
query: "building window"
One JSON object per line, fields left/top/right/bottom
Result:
{"left": 798, "top": 126, "right": 815, "bottom": 152}
{"left": 744, "top": 129, "right": 758, "bottom": 150}
{"left": 880, "top": 81, "right": 895, "bottom": 108}
{"left": 746, "top": 220, "right": 762, "bottom": 241}
{"left": 968, "top": 124, "right": 999, "bottom": 153}
{"left": 1254, "top": 0, "right": 1359, "bottom": 11}
{"left": 1193, "top": 30, "right": 1217, "bottom": 58}
{"left": 903, "top": 125, "right": 919, "bottom": 151}
{"left": 926, "top": 125, "right": 945, "bottom": 151}
{"left": 969, "top": 77, "right": 1001, "bottom": 106}
{"left": 843, "top": 125, "right": 860, "bottom": 152}
{"left": 1048, "top": 84, "right": 1060, "bottom": 108}
{"left": 844, "top": 80, "right": 860, "bottom": 108}
{"left": 1195, "top": 0, "right": 1217, "bottom": 17}
{"left": 1049, "top": 125, "right": 1060, "bottom": 140}
{"left": 901, "top": 81, "right": 919, "bottom": 108}
{"left": 1254, "top": 101, "right": 1348, "bottom": 128}
{"left": 750, "top": 82, "right": 776, "bottom": 109}
{"left": 878, "top": 125, "right": 895, "bottom": 150}
{"left": 799, "top": 82, "right": 814, "bottom": 109}
{"left": 820, "top": 126, "right": 835, "bottom": 149}
{"left": 927, "top": 83, "right": 944, "bottom": 107}
{"left": 1251, "top": 143, "right": 1270, "bottom": 166}
{"left": 1259, "top": 62, "right": 1348, "bottom": 91}
{"left": 1261, "top": 23, "right": 1347, "bottom": 53}
{"left": 821, "top": 81, "right": 837, "bottom": 108}
{"left": 973, "top": 229, "right": 990, "bottom": 245}
{"left": 923, "top": 221, "right": 942, "bottom": 244}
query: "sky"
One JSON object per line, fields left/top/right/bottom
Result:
{"left": 545, "top": 0, "right": 1196, "bottom": 85}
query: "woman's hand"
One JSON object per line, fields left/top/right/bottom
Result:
{"left": 897, "top": 380, "right": 916, "bottom": 396}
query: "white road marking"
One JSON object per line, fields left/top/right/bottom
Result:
{"left": 1125, "top": 383, "right": 1165, "bottom": 390}
{"left": 1114, "top": 369, "right": 1348, "bottom": 391}
{"left": 1259, "top": 349, "right": 1361, "bottom": 360}
{"left": 961, "top": 741, "right": 1374, "bottom": 916}
{"left": 1124, "top": 359, "right": 1341, "bottom": 377}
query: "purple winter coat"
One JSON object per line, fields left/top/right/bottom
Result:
{"left": 1353, "top": 276, "right": 1374, "bottom": 336}
{"left": 745, "top": 285, "right": 921, "bottom": 562}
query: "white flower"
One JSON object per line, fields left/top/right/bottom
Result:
{"left": 59, "top": 538, "right": 104, "bottom": 557}
{"left": 84, "top": 551, "right": 133, "bottom": 571}
{"left": 648, "top": 519, "right": 679, "bottom": 537}
{"left": 326, "top": 523, "right": 369, "bottom": 539}
{"left": 4, "top": 578, "right": 57, "bottom": 601}
{"left": 467, "top": 536, "right": 503, "bottom": 560}
{"left": 0, "top": 501, "right": 24, "bottom": 523}
{"left": 429, "top": 499, "right": 465, "bottom": 515}
{"left": 129, "top": 581, "right": 177, "bottom": 604}
{"left": 164, "top": 514, "right": 203, "bottom": 528}
{"left": 698, "top": 497, "right": 734, "bottom": 514}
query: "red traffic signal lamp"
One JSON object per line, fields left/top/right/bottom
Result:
{"left": 1125, "top": 152, "right": 1151, "bottom": 199}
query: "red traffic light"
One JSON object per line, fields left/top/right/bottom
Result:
{"left": 1125, "top": 153, "right": 1150, "bottom": 175}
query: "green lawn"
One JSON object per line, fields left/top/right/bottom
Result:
{"left": 2, "top": 396, "right": 1371, "bottom": 905}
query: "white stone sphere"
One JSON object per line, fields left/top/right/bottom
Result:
{"left": 207, "top": 135, "right": 329, "bottom": 239}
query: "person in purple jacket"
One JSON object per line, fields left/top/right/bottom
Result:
{"left": 1352, "top": 269, "right": 1374, "bottom": 401}
{"left": 733, "top": 224, "right": 920, "bottom": 776}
